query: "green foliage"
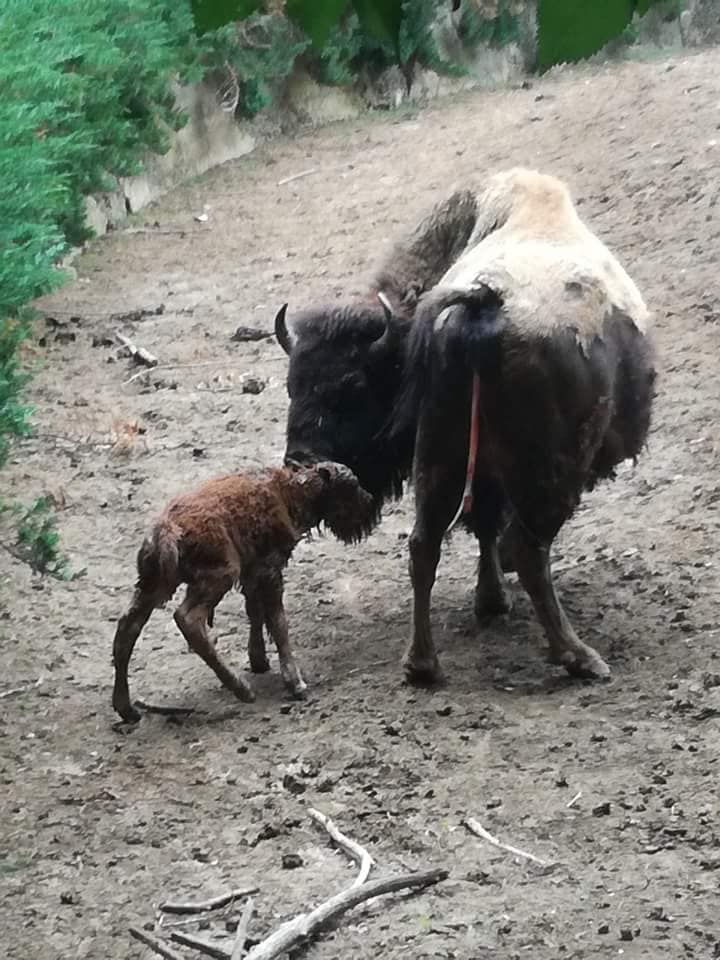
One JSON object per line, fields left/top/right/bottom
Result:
{"left": 537, "top": 0, "right": 670, "bottom": 70}
{"left": 456, "top": 2, "right": 523, "bottom": 49}
{"left": 287, "top": 0, "right": 349, "bottom": 48}
{"left": 203, "top": 15, "right": 310, "bottom": 116}
{"left": 0, "top": 315, "right": 34, "bottom": 470}
{"left": 0, "top": 497, "right": 73, "bottom": 578}
{"left": 1, "top": 0, "right": 205, "bottom": 575}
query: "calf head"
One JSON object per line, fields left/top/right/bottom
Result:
{"left": 313, "top": 461, "right": 378, "bottom": 543}
{"left": 276, "top": 295, "right": 412, "bottom": 503}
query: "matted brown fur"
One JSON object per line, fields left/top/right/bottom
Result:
{"left": 111, "top": 462, "right": 375, "bottom": 723}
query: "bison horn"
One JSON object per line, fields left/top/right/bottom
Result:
{"left": 274, "top": 303, "right": 292, "bottom": 355}
{"left": 370, "top": 291, "right": 398, "bottom": 354}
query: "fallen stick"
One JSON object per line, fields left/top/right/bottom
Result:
{"left": 135, "top": 699, "right": 196, "bottom": 717}
{"left": 244, "top": 868, "right": 448, "bottom": 960}
{"left": 115, "top": 331, "right": 158, "bottom": 368}
{"left": 160, "top": 887, "right": 259, "bottom": 915}
{"left": 277, "top": 168, "right": 317, "bottom": 187}
{"left": 230, "top": 896, "right": 255, "bottom": 960}
{"left": 566, "top": 791, "right": 582, "bottom": 809}
{"left": 308, "top": 808, "right": 374, "bottom": 886}
{"left": 129, "top": 926, "right": 185, "bottom": 960}
{"left": 169, "top": 931, "right": 231, "bottom": 959}
{"left": 0, "top": 677, "right": 42, "bottom": 700}
{"left": 463, "top": 817, "right": 549, "bottom": 866}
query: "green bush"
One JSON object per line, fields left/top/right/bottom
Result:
{"left": 0, "top": 0, "right": 205, "bottom": 576}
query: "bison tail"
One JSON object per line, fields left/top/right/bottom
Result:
{"left": 389, "top": 284, "right": 505, "bottom": 440}
{"left": 136, "top": 518, "right": 181, "bottom": 596}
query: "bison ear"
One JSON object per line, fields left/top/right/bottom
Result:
{"left": 274, "top": 303, "right": 292, "bottom": 355}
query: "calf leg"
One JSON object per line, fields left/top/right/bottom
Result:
{"left": 112, "top": 589, "right": 157, "bottom": 723}
{"left": 259, "top": 572, "right": 307, "bottom": 700}
{"left": 174, "top": 584, "right": 255, "bottom": 703}
{"left": 475, "top": 536, "right": 513, "bottom": 619}
{"left": 512, "top": 530, "right": 610, "bottom": 680}
{"left": 243, "top": 584, "right": 270, "bottom": 674}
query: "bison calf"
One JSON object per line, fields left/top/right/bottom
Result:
{"left": 112, "top": 462, "right": 375, "bottom": 723}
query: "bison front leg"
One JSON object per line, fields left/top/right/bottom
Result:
{"left": 513, "top": 532, "right": 610, "bottom": 680}
{"left": 259, "top": 572, "right": 307, "bottom": 700}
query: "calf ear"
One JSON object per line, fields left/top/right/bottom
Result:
{"left": 274, "top": 303, "right": 292, "bottom": 355}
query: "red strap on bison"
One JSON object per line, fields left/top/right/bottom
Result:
{"left": 447, "top": 372, "right": 481, "bottom": 533}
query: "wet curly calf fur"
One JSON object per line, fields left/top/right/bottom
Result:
{"left": 112, "top": 462, "right": 376, "bottom": 723}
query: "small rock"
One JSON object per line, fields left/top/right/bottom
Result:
{"left": 486, "top": 797, "right": 502, "bottom": 809}
{"left": 435, "top": 705, "right": 452, "bottom": 717}
{"left": 282, "top": 773, "right": 306, "bottom": 795}
{"left": 60, "top": 891, "right": 77, "bottom": 905}
{"left": 598, "top": 922, "right": 610, "bottom": 935}
{"left": 242, "top": 376, "right": 267, "bottom": 396}
{"left": 231, "top": 326, "right": 272, "bottom": 343}
{"left": 619, "top": 929, "right": 634, "bottom": 942}
{"left": 282, "top": 853, "right": 304, "bottom": 870}
{"left": 593, "top": 801, "right": 612, "bottom": 817}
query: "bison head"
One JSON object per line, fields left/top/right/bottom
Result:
{"left": 276, "top": 293, "right": 412, "bottom": 504}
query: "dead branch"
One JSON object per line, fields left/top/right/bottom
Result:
{"left": 128, "top": 926, "right": 185, "bottom": 960}
{"left": 159, "top": 887, "right": 259, "bottom": 915}
{"left": 244, "top": 868, "right": 448, "bottom": 960}
{"left": 308, "top": 808, "right": 374, "bottom": 886}
{"left": 115, "top": 331, "right": 158, "bottom": 368}
{"left": 134, "top": 699, "right": 196, "bottom": 717}
{"left": 463, "top": 817, "right": 550, "bottom": 866}
{"left": 169, "top": 931, "right": 232, "bottom": 959}
{"left": 0, "top": 677, "right": 42, "bottom": 700}
{"left": 230, "top": 897, "right": 255, "bottom": 960}
{"left": 277, "top": 168, "right": 317, "bottom": 187}
{"left": 566, "top": 791, "right": 582, "bottom": 809}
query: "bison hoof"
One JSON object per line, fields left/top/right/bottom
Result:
{"left": 403, "top": 654, "right": 444, "bottom": 687}
{"left": 250, "top": 656, "right": 271, "bottom": 674}
{"left": 557, "top": 648, "right": 611, "bottom": 681}
{"left": 113, "top": 698, "right": 142, "bottom": 724}
{"left": 234, "top": 681, "right": 256, "bottom": 704}
{"left": 474, "top": 583, "right": 513, "bottom": 620}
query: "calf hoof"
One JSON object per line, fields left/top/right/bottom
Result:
{"left": 249, "top": 655, "right": 271, "bottom": 675}
{"left": 402, "top": 654, "right": 444, "bottom": 687}
{"left": 474, "top": 583, "right": 513, "bottom": 620}
{"left": 113, "top": 697, "right": 141, "bottom": 724}
{"left": 282, "top": 673, "right": 308, "bottom": 700}
{"left": 555, "top": 648, "right": 611, "bottom": 681}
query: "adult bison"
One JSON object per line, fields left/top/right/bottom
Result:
{"left": 276, "top": 168, "right": 656, "bottom": 685}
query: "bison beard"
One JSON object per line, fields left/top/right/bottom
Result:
{"left": 391, "top": 287, "right": 656, "bottom": 685}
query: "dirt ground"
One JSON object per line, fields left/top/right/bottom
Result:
{"left": 3, "top": 46, "right": 720, "bottom": 960}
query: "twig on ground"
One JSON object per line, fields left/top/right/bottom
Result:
{"left": 123, "top": 358, "right": 260, "bottom": 385}
{"left": 277, "top": 168, "right": 317, "bottom": 187}
{"left": 463, "top": 817, "right": 550, "bottom": 866}
{"left": 128, "top": 926, "right": 185, "bottom": 960}
{"left": 244, "top": 868, "right": 448, "bottom": 960}
{"left": 134, "top": 699, "right": 196, "bottom": 717}
{"left": 308, "top": 808, "right": 374, "bottom": 886}
{"left": 0, "top": 677, "right": 42, "bottom": 700}
{"left": 159, "top": 888, "right": 259, "bottom": 915}
{"left": 230, "top": 896, "right": 255, "bottom": 960}
{"left": 169, "top": 931, "right": 231, "bottom": 959}
{"left": 566, "top": 791, "right": 582, "bottom": 809}
{"left": 115, "top": 332, "right": 158, "bottom": 368}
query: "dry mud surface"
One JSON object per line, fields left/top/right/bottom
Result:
{"left": 3, "top": 49, "right": 720, "bottom": 960}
